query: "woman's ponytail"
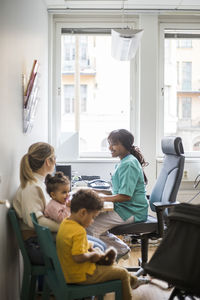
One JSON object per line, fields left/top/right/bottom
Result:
{"left": 20, "top": 142, "right": 54, "bottom": 189}
{"left": 20, "top": 154, "right": 35, "bottom": 188}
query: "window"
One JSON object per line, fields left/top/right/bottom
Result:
{"left": 62, "top": 36, "right": 75, "bottom": 72}
{"left": 193, "top": 140, "right": 200, "bottom": 151}
{"left": 177, "top": 62, "right": 180, "bottom": 85}
{"left": 177, "top": 39, "right": 192, "bottom": 48}
{"left": 54, "top": 27, "right": 131, "bottom": 158}
{"left": 63, "top": 85, "right": 74, "bottom": 114}
{"left": 80, "top": 85, "right": 87, "bottom": 113}
{"left": 163, "top": 29, "right": 200, "bottom": 153}
{"left": 101, "top": 138, "right": 109, "bottom": 152}
{"left": 181, "top": 62, "right": 192, "bottom": 91}
{"left": 181, "top": 97, "right": 192, "bottom": 119}
{"left": 63, "top": 84, "right": 87, "bottom": 115}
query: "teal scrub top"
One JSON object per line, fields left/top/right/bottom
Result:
{"left": 112, "top": 154, "right": 148, "bottom": 223}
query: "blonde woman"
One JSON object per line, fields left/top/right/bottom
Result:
{"left": 13, "top": 142, "right": 106, "bottom": 264}
{"left": 13, "top": 142, "right": 59, "bottom": 264}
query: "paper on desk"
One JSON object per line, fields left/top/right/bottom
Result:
{"left": 103, "top": 201, "right": 114, "bottom": 211}
{"left": 98, "top": 193, "right": 107, "bottom": 197}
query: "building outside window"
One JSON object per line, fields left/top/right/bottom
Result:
{"left": 59, "top": 31, "right": 130, "bottom": 156}
{"left": 193, "top": 140, "right": 200, "bottom": 151}
{"left": 181, "top": 97, "right": 192, "bottom": 119}
{"left": 164, "top": 30, "right": 200, "bottom": 153}
{"left": 63, "top": 85, "right": 74, "bottom": 114}
{"left": 177, "top": 39, "right": 192, "bottom": 48}
{"left": 63, "top": 84, "right": 87, "bottom": 114}
{"left": 80, "top": 85, "right": 87, "bottom": 113}
{"left": 62, "top": 36, "right": 75, "bottom": 72}
{"left": 181, "top": 62, "right": 192, "bottom": 91}
{"left": 177, "top": 61, "right": 180, "bottom": 85}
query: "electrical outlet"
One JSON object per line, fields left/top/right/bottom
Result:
{"left": 183, "top": 170, "right": 188, "bottom": 179}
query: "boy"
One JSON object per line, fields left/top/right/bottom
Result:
{"left": 56, "top": 189, "right": 149, "bottom": 300}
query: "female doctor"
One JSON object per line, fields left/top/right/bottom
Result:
{"left": 87, "top": 129, "right": 149, "bottom": 260}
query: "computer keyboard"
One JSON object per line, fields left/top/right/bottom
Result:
{"left": 81, "top": 175, "right": 100, "bottom": 181}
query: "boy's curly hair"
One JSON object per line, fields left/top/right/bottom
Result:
{"left": 71, "top": 189, "right": 103, "bottom": 213}
{"left": 45, "top": 171, "right": 70, "bottom": 195}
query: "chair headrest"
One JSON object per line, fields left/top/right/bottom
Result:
{"left": 161, "top": 136, "right": 184, "bottom": 155}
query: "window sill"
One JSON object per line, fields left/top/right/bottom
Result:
{"left": 156, "top": 156, "right": 200, "bottom": 182}
{"left": 157, "top": 156, "right": 200, "bottom": 163}
{"left": 57, "top": 157, "right": 119, "bottom": 164}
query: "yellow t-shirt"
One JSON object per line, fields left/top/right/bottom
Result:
{"left": 56, "top": 218, "right": 96, "bottom": 283}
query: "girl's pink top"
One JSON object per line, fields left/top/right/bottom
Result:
{"left": 44, "top": 199, "right": 70, "bottom": 223}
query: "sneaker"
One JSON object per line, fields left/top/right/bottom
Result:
{"left": 116, "top": 249, "right": 130, "bottom": 261}
{"left": 131, "top": 277, "right": 151, "bottom": 289}
{"left": 120, "top": 252, "right": 130, "bottom": 261}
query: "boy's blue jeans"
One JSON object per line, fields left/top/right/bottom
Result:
{"left": 87, "top": 235, "right": 106, "bottom": 252}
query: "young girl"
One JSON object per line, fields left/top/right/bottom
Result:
{"left": 45, "top": 171, "right": 107, "bottom": 252}
{"left": 44, "top": 172, "right": 71, "bottom": 223}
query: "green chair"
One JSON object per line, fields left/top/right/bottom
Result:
{"left": 30, "top": 212, "right": 122, "bottom": 300}
{"left": 8, "top": 208, "right": 49, "bottom": 300}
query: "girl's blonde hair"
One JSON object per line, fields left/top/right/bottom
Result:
{"left": 20, "top": 142, "right": 54, "bottom": 188}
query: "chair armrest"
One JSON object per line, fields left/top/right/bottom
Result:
{"left": 153, "top": 201, "right": 180, "bottom": 237}
{"left": 153, "top": 201, "right": 180, "bottom": 210}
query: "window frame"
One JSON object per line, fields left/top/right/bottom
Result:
{"left": 159, "top": 22, "right": 200, "bottom": 158}
{"left": 49, "top": 18, "right": 138, "bottom": 160}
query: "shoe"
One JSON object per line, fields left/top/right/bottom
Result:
{"left": 120, "top": 252, "right": 130, "bottom": 261}
{"left": 132, "top": 277, "right": 151, "bottom": 289}
{"left": 116, "top": 249, "right": 130, "bottom": 262}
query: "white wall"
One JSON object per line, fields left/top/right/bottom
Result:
{"left": 0, "top": 0, "right": 48, "bottom": 299}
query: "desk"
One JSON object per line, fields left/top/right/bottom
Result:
{"left": 71, "top": 186, "right": 113, "bottom": 211}
{"left": 103, "top": 201, "right": 114, "bottom": 211}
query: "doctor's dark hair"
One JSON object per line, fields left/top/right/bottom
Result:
{"left": 71, "top": 189, "right": 103, "bottom": 213}
{"left": 45, "top": 171, "right": 70, "bottom": 196}
{"left": 108, "top": 129, "right": 148, "bottom": 184}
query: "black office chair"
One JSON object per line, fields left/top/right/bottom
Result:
{"left": 110, "top": 136, "right": 185, "bottom": 275}
{"left": 144, "top": 203, "right": 200, "bottom": 299}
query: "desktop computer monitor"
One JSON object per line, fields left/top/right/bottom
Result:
{"left": 55, "top": 164, "right": 72, "bottom": 190}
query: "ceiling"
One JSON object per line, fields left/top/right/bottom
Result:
{"left": 44, "top": 0, "right": 200, "bottom": 11}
